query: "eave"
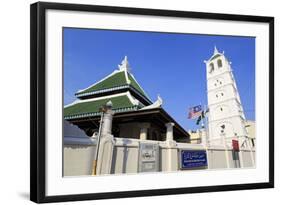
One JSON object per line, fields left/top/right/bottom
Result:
{"left": 67, "top": 107, "right": 190, "bottom": 140}
{"left": 64, "top": 105, "right": 139, "bottom": 120}
{"left": 75, "top": 84, "right": 153, "bottom": 106}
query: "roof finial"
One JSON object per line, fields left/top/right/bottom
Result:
{"left": 140, "top": 94, "right": 163, "bottom": 110}
{"left": 106, "top": 100, "right": 113, "bottom": 108}
{"left": 214, "top": 45, "right": 219, "bottom": 55}
{"left": 118, "top": 55, "right": 131, "bottom": 72}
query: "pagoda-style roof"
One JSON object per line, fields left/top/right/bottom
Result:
{"left": 75, "top": 56, "right": 151, "bottom": 105}
{"left": 65, "top": 92, "right": 143, "bottom": 120}
{"left": 64, "top": 56, "right": 155, "bottom": 120}
{"left": 64, "top": 56, "right": 190, "bottom": 142}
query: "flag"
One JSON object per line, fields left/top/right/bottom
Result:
{"left": 196, "top": 106, "right": 209, "bottom": 125}
{"left": 196, "top": 115, "right": 202, "bottom": 125}
{"left": 188, "top": 105, "right": 202, "bottom": 119}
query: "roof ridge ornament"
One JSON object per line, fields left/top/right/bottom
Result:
{"left": 118, "top": 55, "right": 131, "bottom": 73}
{"left": 157, "top": 94, "right": 163, "bottom": 106}
{"left": 140, "top": 94, "right": 163, "bottom": 110}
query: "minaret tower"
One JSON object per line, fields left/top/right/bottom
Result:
{"left": 205, "top": 47, "right": 247, "bottom": 147}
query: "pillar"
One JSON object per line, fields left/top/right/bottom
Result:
{"left": 139, "top": 123, "right": 150, "bottom": 140}
{"left": 101, "top": 102, "right": 114, "bottom": 136}
{"left": 96, "top": 101, "right": 115, "bottom": 175}
{"left": 165, "top": 122, "right": 177, "bottom": 171}
{"left": 165, "top": 122, "right": 175, "bottom": 141}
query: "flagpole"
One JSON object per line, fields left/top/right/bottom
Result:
{"left": 202, "top": 104, "right": 206, "bottom": 144}
{"left": 203, "top": 104, "right": 211, "bottom": 170}
{"left": 188, "top": 104, "right": 207, "bottom": 144}
{"left": 204, "top": 105, "right": 210, "bottom": 146}
{"left": 200, "top": 102, "right": 204, "bottom": 128}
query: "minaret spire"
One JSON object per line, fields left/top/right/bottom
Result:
{"left": 214, "top": 45, "right": 219, "bottom": 55}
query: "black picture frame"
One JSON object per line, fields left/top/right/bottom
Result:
{"left": 30, "top": 1, "right": 274, "bottom": 203}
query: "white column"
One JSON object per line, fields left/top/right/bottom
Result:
{"left": 165, "top": 122, "right": 175, "bottom": 141}
{"left": 97, "top": 102, "right": 115, "bottom": 175}
{"left": 101, "top": 109, "right": 114, "bottom": 136}
{"left": 165, "top": 122, "right": 177, "bottom": 171}
{"left": 139, "top": 123, "right": 150, "bottom": 140}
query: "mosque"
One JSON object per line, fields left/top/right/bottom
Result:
{"left": 63, "top": 47, "right": 255, "bottom": 176}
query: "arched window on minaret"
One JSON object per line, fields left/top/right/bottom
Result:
{"left": 217, "top": 59, "right": 222, "bottom": 68}
{"left": 209, "top": 63, "right": 214, "bottom": 73}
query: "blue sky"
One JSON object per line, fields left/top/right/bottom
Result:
{"left": 64, "top": 28, "right": 255, "bottom": 130}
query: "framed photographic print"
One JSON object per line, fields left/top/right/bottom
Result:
{"left": 30, "top": 2, "right": 274, "bottom": 203}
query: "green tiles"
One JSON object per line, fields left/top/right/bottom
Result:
{"left": 127, "top": 72, "right": 147, "bottom": 98}
{"left": 76, "top": 71, "right": 127, "bottom": 95}
{"left": 64, "top": 95, "right": 136, "bottom": 118}
{"left": 76, "top": 70, "right": 149, "bottom": 100}
{"left": 66, "top": 58, "right": 153, "bottom": 120}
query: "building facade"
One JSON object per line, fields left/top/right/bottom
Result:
{"left": 205, "top": 47, "right": 248, "bottom": 148}
{"left": 63, "top": 53, "right": 255, "bottom": 176}
{"left": 64, "top": 56, "right": 190, "bottom": 143}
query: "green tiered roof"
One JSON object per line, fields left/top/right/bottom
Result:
{"left": 65, "top": 94, "right": 141, "bottom": 120}
{"left": 127, "top": 72, "right": 146, "bottom": 96}
{"left": 77, "top": 71, "right": 126, "bottom": 94}
{"left": 75, "top": 70, "right": 148, "bottom": 98}
{"left": 64, "top": 56, "right": 150, "bottom": 120}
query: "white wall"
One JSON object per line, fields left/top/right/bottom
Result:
{"left": 64, "top": 145, "right": 96, "bottom": 176}
{"left": 0, "top": 0, "right": 279, "bottom": 205}
{"left": 64, "top": 136, "right": 255, "bottom": 176}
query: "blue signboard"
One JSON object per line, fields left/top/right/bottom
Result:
{"left": 181, "top": 150, "right": 208, "bottom": 169}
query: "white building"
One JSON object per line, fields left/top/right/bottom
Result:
{"left": 245, "top": 120, "right": 256, "bottom": 148}
{"left": 63, "top": 54, "right": 256, "bottom": 176}
{"left": 205, "top": 47, "right": 248, "bottom": 148}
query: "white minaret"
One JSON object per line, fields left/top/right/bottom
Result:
{"left": 205, "top": 46, "right": 247, "bottom": 148}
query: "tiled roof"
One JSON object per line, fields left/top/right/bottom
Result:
{"left": 76, "top": 71, "right": 126, "bottom": 95}
{"left": 76, "top": 70, "right": 149, "bottom": 99}
{"left": 127, "top": 73, "right": 147, "bottom": 97}
{"left": 64, "top": 94, "right": 140, "bottom": 120}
